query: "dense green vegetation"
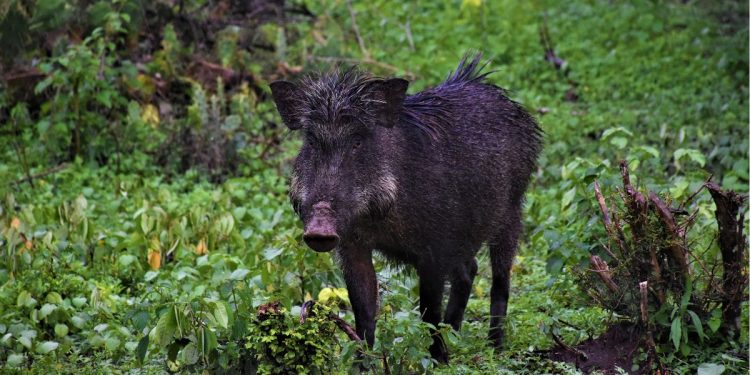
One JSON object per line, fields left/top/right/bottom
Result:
{"left": 0, "top": 0, "right": 747, "bottom": 373}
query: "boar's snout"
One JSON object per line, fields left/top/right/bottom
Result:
{"left": 302, "top": 202, "right": 340, "bottom": 252}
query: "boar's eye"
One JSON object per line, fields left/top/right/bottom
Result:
{"left": 352, "top": 134, "right": 363, "bottom": 150}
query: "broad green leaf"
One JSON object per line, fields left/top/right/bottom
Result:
{"left": 687, "top": 310, "right": 705, "bottom": 342}
{"left": 131, "top": 311, "right": 150, "bottom": 332}
{"left": 150, "top": 308, "right": 177, "bottom": 347}
{"left": 72, "top": 297, "right": 87, "bottom": 308}
{"left": 182, "top": 342, "right": 200, "bottom": 365}
{"left": 105, "top": 337, "right": 121, "bottom": 351}
{"left": 118, "top": 254, "right": 137, "bottom": 267}
{"left": 561, "top": 187, "right": 576, "bottom": 208}
{"left": 6, "top": 353, "right": 25, "bottom": 367}
{"left": 229, "top": 268, "right": 250, "bottom": 280}
{"left": 263, "top": 247, "right": 283, "bottom": 260}
{"left": 39, "top": 303, "right": 57, "bottom": 319}
{"left": 670, "top": 317, "right": 682, "bottom": 350}
{"left": 136, "top": 335, "right": 149, "bottom": 365}
{"left": 45, "top": 292, "right": 63, "bottom": 304}
{"left": 71, "top": 315, "right": 86, "bottom": 329}
{"left": 55, "top": 324, "right": 69, "bottom": 338}
{"left": 18, "top": 335, "right": 33, "bottom": 349}
{"left": 212, "top": 302, "right": 229, "bottom": 329}
{"left": 17, "top": 291, "right": 37, "bottom": 308}
{"left": 697, "top": 363, "right": 725, "bottom": 375}
{"left": 36, "top": 341, "right": 59, "bottom": 354}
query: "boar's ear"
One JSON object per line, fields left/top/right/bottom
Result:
{"left": 269, "top": 81, "right": 303, "bottom": 130}
{"left": 370, "top": 78, "right": 409, "bottom": 128}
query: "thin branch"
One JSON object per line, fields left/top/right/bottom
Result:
{"left": 402, "top": 19, "right": 415, "bottom": 52}
{"left": 649, "top": 191, "right": 691, "bottom": 279}
{"left": 300, "top": 300, "right": 362, "bottom": 342}
{"left": 11, "top": 163, "right": 69, "bottom": 186}
{"left": 346, "top": 0, "right": 369, "bottom": 59}
{"left": 590, "top": 255, "right": 619, "bottom": 293}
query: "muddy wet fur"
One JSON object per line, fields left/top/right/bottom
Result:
{"left": 270, "top": 53, "right": 542, "bottom": 363}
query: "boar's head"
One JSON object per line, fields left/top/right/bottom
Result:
{"left": 270, "top": 69, "right": 408, "bottom": 252}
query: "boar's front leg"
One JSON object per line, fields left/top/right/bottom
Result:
{"left": 339, "top": 247, "right": 378, "bottom": 347}
{"left": 418, "top": 266, "right": 448, "bottom": 363}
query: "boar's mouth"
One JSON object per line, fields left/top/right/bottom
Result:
{"left": 302, "top": 202, "right": 340, "bottom": 252}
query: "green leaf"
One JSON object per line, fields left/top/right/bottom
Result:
{"left": 263, "top": 247, "right": 283, "bottom": 260}
{"left": 697, "top": 363, "right": 725, "bottom": 375}
{"left": 6, "top": 353, "right": 25, "bottom": 367}
{"left": 55, "top": 324, "right": 69, "bottom": 338}
{"left": 211, "top": 302, "right": 229, "bottom": 329}
{"left": 136, "top": 335, "right": 149, "bottom": 365}
{"left": 18, "top": 335, "right": 33, "bottom": 349}
{"left": 36, "top": 341, "right": 59, "bottom": 354}
{"left": 674, "top": 148, "right": 706, "bottom": 168}
{"left": 131, "top": 311, "right": 150, "bottom": 332}
{"left": 182, "top": 342, "right": 200, "bottom": 365}
{"left": 39, "top": 303, "right": 57, "bottom": 319}
{"left": 150, "top": 308, "right": 177, "bottom": 347}
{"left": 118, "top": 254, "right": 137, "bottom": 267}
{"left": 71, "top": 315, "right": 86, "bottom": 329}
{"left": 561, "top": 187, "right": 576, "bottom": 208}
{"left": 16, "top": 291, "right": 37, "bottom": 308}
{"left": 229, "top": 268, "right": 250, "bottom": 280}
{"left": 105, "top": 337, "right": 121, "bottom": 351}
{"left": 72, "top": 297, "right": 87, "bottom": 308}
{"left": 670, "top": 317, "right": 682, "bottom": 350}
{"left": 610, "top": 136, "right": 628, "bottom": 149}
{"left": 46, "top": 292, "right": 63, "bottom": 304}
{"left": 687, "top": 310, "right": 705, "bottom": 342}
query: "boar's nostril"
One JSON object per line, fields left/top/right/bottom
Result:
{"left": 302, "top": 232, "right": 340, "bottom": 252}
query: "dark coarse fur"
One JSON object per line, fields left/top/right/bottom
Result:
{"left": 269, "top": 53, "right": 542, "bottom": 363}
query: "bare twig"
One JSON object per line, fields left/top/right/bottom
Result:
{"left": 594, "top": 180, "right": 625, "bottom": 260}
{"left": 649, "top": 192, "right": 692, "bottom": 280}
{"left": 679, "top": 174, "right": 712, "bottom": 210}
{"left": 590, "top": 255, "right": 619, "bottom": 293}
{"left": 402, "top": 19, "right": 415, "bottom": 52}
{"left": 11, "top": 163, "right": 69, "bottom": 186}
{"left": 328, "top": 312, "right": 362, "bottom": 342}
{"left": 299, "top": 300, "right": 362, "bottom": 342}
{"left": 539, "top": 14, "right": 566, "bottom": 71}
{"left": 594, "top": 181, "right": 612, "bottom": 228}
{"left": 346, "top": 0, "right": 369, "bottom": 59}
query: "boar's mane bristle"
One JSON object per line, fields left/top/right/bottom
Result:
{"left": 443, "top": 52, "right": 493, "bottom": 86}
{"left": 295, "top": 53, "right": 503, "bottom": 141}
{"left": 297, "top": 67, "right": 382, "bottom": 129}
{"left": 400, "top": 52, "right": 496, "bottom": 140}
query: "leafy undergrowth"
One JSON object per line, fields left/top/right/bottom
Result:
{"left": 1, "top": 0, "right": 748, "bottom": 373}
{"left": 0, "top": 165, "right": 608, "bottom": 374}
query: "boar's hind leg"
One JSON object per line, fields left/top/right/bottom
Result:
{"left": 418, "top": 266, "right": 448, "bottom": 363}
{"left": 488, "top": 218, "right": 521, "bottom": 348}
{"left": 443, "top": 258, "right": 478, "bottom": 330}
{"left": 340, "top": 249, "right": 378, "bottom": 347}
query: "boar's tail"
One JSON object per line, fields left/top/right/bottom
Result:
{"left": 442, "top": 52, "right": 493, "bottom": 86}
